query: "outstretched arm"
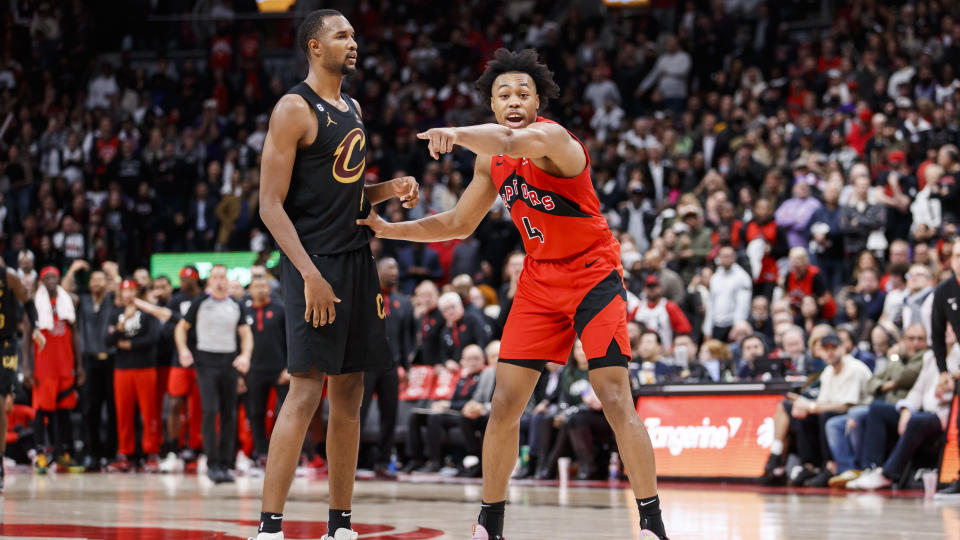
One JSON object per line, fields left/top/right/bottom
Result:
{"left": 357, "top": 156, "right": 499, "bottom": 242}
{"left": 417, "top": 121, "right": 585, "bottom": 176}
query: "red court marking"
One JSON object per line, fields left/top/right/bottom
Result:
{"left": 0, "top": 524, "right": 245, "bottom": 539}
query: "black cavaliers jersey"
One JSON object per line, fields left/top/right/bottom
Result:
{"left": 0, "top": 270, "right": 18, "bottom": 340}
{"left": 283, "top": 82, "right": 372, "bottom": 255}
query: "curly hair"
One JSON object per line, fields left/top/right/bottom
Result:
{"left": 475, "top": 48, "right": 561, "bottom": 108}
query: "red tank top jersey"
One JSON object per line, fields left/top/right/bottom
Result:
{"left": 34, "top": 300, "right": 75, "bottom": 378}
{"left": 787, "top": 265, "right": 822, "bottom": 305}
{"left": 787, "top": 265, "right": 837, "bottom": 319}
{"left": 489, "top": 117, "right": 611, "bottom": 260}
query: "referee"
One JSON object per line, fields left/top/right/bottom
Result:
{"left": 175, "top": 264, "right": 252, "bottom": 483}
{"left": 933, "top": 236, "right": 960, "bottom": 497}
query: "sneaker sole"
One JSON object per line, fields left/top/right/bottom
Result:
{"left": 638, "top": 531, "right": 661, "bottom": 540}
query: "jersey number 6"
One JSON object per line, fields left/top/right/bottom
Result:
{"left": 521, "top": 216, "right": 544, "bottom": 243}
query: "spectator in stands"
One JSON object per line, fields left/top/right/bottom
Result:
{"left": 404, "top": 344, "right": 485, "bottom": 474}
{"left": 761, "top": 332, "right": 872, "bottom": 487}
{"left": 672, "top": 204, "right": 712, "bottom": 284}
{"left": 840, "top": 173, "right": 887, "bottom": 275}
{"left": 638, "top": 35, "right": 691, "bottom": 112}
{"left": 785, "top": 247, "right": 837, "bottom": 321}
{"left": 397, "top": 243, "right": 443, "bottom": 295}
{"left": 413, "top": 280, "right": 444, "bottom": 366}
{"left": 736, "top": 334, "right": 776, "bottom": 380}
{"left": 847, "top": 328, "right": 960, "bottom": 490}
{"left": 633, "top": 275, "right": 691, "bottom": 350}
{"left": 636, "top": 330, "right": 679, "bottom": 383}
{"left": 850, "top": 268, "right": 886, "bottom": 323}
{"left": 459, "top": 341, "right": 501, "bottom": 478}
{"left": 744, "top": 197, "right": 787, "bottom": 300}
{"left": 809, "top": 179, "right": 846, "bottom": 293}
{"left": 748, "top": 296, "right": 774, "bottom": 342}
{"left": 826, "top": 323, "right": 927, "bottom": 488}
{"left": 705, "top": 245, "right": 752, "bottom": 342}
{"left": 642, "top": 248, "right": 685, "bottom": 305}
{"left": 438, "top": 292, "right": 491, "bottom": 368}
{"left": 687, "top": 339, "right": 734, "bottom": 383}
{"left": 775, "top": 180, "right": 822, "bottom": 249}
{"left": 886, "top": 264, "right": 935, "bottom": 338}
{"left": 534, "top": 341, "right": 605, "bottom": 480}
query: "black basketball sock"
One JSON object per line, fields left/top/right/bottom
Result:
{"left": 328, "top": 508, "right": 352, "bottom": 537}
{"left": 259, "top": 512, "right": 282, "bottom": 534}
{"left": 478, "top": 500, "right": 505, "bottom": 539}
{"left": 637, "top": 495, "right": 667, "bottom": 539}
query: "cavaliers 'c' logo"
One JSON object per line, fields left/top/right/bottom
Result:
{"left": 376, "top": 293, "right": 386, "bottom": 320}
{"left": 333, "top": 127, "right": 365, "bottom": 183}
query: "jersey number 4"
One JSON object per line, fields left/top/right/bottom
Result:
{"left": 521, "top": 217, "right": 544, "bottom": 243}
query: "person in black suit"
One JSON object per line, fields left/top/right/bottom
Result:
{"left": 186, "top": 182, "right": 218, "bottom": 251}
{"left": 360, "top": 257, "right": 415, "bottom": 477}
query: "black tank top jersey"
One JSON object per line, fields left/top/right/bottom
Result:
{"left": 283, "top": 82, "right": 372, "bottom": 255}
{"left": 0, "top": 270, "right": 18, "bottom": 341}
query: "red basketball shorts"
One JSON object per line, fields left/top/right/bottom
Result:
{"left": 499, "top": 238, "right": 630, "bottom": 367}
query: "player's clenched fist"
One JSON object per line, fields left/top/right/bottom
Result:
{"left": 390, "top": 176, "right": 420, "bottom": 208}
{"left": 417, "top": 128, "right": 459, "bottom": 159}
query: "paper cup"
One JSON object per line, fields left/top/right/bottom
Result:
{"left": 922, "top": 470, "right": 938, "bottom": 498}
{"left": 558, "top": 457, "right": 571, "bottom": 486}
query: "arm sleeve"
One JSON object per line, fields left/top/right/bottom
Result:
{"left": 639, "top": 59, "right": 664, "bottom": 93}
{"left": 931, "top": 285, "right": 949, "bottom": 372}
{"left": 666, "top": 301, "right": 693, "bottom": 335}
{"left": 811, "top": 273, "right": 827, "bottom": 297}
{"left": 184, "top": 296, "right": 203, "bottom": 326}
{"left": 735, "top": 273, "right": 752, "bottom": 322}
{"left": 129, "top": 313, "right": 161, "bottom": 350}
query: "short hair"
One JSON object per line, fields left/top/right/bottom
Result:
{"left": 298, "top": 9, "right": 344, "bottom": 54}
{"left": 210, "top": 264, "right": 228, "bottom": 275}
{"left": 438, "top": 291, "right": 463, "bottom": 310}
{"left": 475, "top": 48, "right": 561, "bottom": 108}
{"left": 703, "top": 339, "right": 732, "bottom": 361}
{"left": 742, "top": 333, "right": 767, "bottom": 353}
{"left": 641, "top": 330, "right": 662, "bottom": 345}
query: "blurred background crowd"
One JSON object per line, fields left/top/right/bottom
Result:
{"left": 2, "top": 0, "right": 960, "bottom": 491}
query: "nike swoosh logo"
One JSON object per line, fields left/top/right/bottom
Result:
{"left": 640, "top": 500, "right": 655, "bottom": 506}
{"left": 271, "top": 515, "right": 283, "bottom": 520}
{"left": 342, "top": 512, "right": 352, "bottom": 517}
{"left": 585, "top": 258, "right": 600, "bottom": 268}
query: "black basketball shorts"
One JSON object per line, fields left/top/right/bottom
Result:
{"left": 280, "top": 244, "right": 390, "bottom": 376}
{"left": 0, "top": 338, "right": 18, "bottom": 396}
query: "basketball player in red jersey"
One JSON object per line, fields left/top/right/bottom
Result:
{"left": 358, "top": 49, "right": 668, "bottom": 540}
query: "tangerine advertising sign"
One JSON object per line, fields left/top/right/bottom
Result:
{"left": 636, "top": 393, "right": 785, "bottom": 478}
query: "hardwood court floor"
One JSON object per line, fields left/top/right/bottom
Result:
{"left": 1, "top": 471, "right": 959, "bottom": 539}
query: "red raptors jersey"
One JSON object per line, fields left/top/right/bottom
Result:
{"left": 34, "top": 301, "right": 75, "bottom": 378}
{"left": 490, "top": 117, "right": 611, "bottom": 260}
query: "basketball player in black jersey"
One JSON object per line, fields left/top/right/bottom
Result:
{"left": 253, "top": 10, "right": 419, "bottom": 540}
{"left": 0, "top": 261, "right": 36, "bottom": 492}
